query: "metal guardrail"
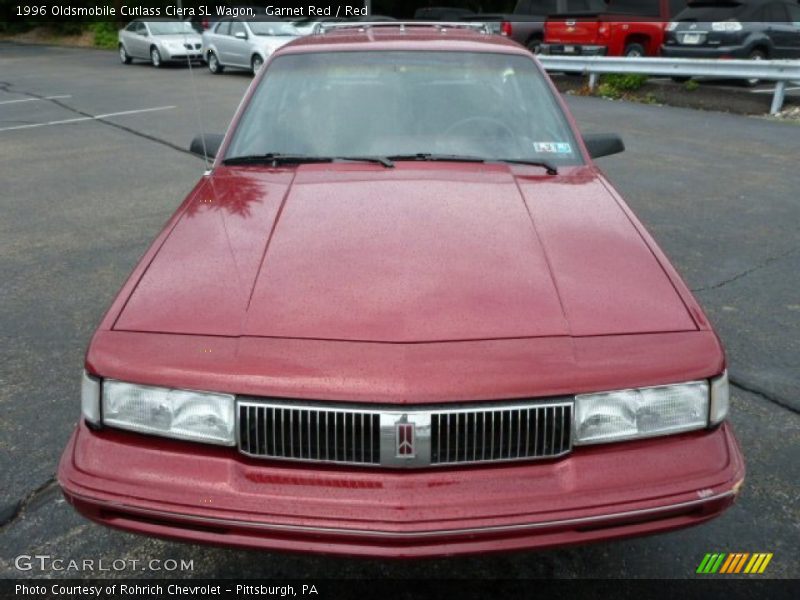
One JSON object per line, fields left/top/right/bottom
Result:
{"left": 538, "top": 55, "right": 800, "bottom": 114}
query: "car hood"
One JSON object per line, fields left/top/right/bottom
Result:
{"left": 114, "top": 164, "right": 696, "bottom": 342}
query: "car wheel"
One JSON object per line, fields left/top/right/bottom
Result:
{"left": 526, "top": 38, "right": 542, "bottom": 54}
{"left": 251, "top": 54, "right": 264, "bottom": 75}
{"left": 744, "top": 49, "right": 766, "bottom": 87}
{"left": 207, "top": 51, "right": 224, "bottom": 74}
{"left": 624, "top": 43, "right": 646, "bottom": 58}
{"left": 119, "top": 44, "right": 132, "bottom": 65}
{"left": 150, "top": 46, "right": 162, "bottom": 68}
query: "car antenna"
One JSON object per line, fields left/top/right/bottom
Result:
{"left": 181, "top": 7, "right": 211, "bottom": 170}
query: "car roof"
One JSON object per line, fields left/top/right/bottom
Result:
{"left": 277, "top": 25, "right": 528, "bottom": 55}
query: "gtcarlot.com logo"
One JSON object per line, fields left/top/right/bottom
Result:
{"left": 696, "top": 552, "right": 773, "bottom": 575}
{"left": 14, "top": 554, "right": 194, "bottom": 573}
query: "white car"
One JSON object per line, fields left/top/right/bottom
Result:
{"left": 202, "top": 18, "right": 300, "bottom": 75}
{"left": 118, "top": 20, "right": 203, "bottom": 68}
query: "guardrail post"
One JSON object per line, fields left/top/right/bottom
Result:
{"left": 588, "top": 72, "right": 599, "bottom": 91}
{"left": 770, "top": 81, "right": 787, "bottom": 115}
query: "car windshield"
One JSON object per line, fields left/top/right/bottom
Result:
{"left": 226, "top": 51, "right": 582, "bottom": 166}
{"left": 249, "top": 21, "right": 299, "bottom": 36}
{"left": 147, "top": 21, "right": 195, "bottom": 35}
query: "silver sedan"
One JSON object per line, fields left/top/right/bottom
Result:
{"left": 202, "top": 19, "right": 300, "bottom": 75}
{"left": 118, "top": 20, "right": 203, "bottom": 68}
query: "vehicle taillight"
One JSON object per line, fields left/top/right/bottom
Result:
{"left": 201, "top": 18, "right": 209, "bottom": 30}
{"left": 501, "top": 21, "right": 513, "bottom": 37}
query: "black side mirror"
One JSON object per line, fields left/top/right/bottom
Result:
{"left": 190, "top": 134, "right": 224, "bottom": 160}
{"left": 583, "top": 133, "right": 625, "bottom": 159}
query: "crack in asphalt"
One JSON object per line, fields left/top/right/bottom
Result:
{"left": 692, "top": 246, "right": 800, "bottom": 293}
{"left": 0, "top": 476, "right": 57, "bottom": 529}
{"left": 731, "top": 377, "right": 800, "bottom": 416}
{"left": 0, "top": 81, "right": 203, "bottom": 160}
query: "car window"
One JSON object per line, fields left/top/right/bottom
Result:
{"left": 669, "top": 0, "right": 689, "bottom": 17}
{"left": 215, "top": 20, "right": 231, "bottom": 35}
{"left": 230, "top": 21, "right": 247, "bottom": 38}
{"left": 762, "top": 2, "right": 789, "bottom": 22}
{"left": 136, "top": 22, "right": 148, "bottom": 35}
{"left": 125, "top": 22, "right": 137, "bottom": 32}
{"left": 249, "top": 21, "right": 299, "bottom": 36}
{"left": 788, "top": 4, "right": 800, "bottom": 26}
{"left": 674, "top": 3, "right": 747, "bottom": 22}
{"left": 147, "top": 21, "right": 195, "bottom": 35}
{"left": 227, "top": 51, "right": 583, "bottom": 167}
{"left": 608, "top": 0, "right": 661, "bottom": 16}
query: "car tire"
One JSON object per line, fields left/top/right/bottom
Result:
{"left": 207, "top": 51, "right": 224, "bottom": 74}
{"left": 624, "top": 43, "right": 646, "bottom": 58}
{"left": 744, "top": 49, "right": 766, "bottom": 87}
{"left": 119, "top": 44, "right": 132, "bottom": 65}
{"left": 526, "top": 38, "right": 542, "bottom": 54}
{"left": 150, "top": 46, "right": 162, "bottom": 68}
{"left": 251, "top": 54, "right": 264, "bottom": 75}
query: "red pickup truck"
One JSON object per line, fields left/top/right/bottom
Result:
{"left": 541, "top": 0, "right": 689, "bottom": 57}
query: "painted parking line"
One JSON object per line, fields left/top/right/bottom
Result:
{"left": 0, "top": 95, "right": 72, "bottom": 105}
{"left": 0, "top": 105, "right": 176, "bottom": 132}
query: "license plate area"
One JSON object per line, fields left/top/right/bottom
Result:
{"left": 680, "top": 32, "right": 705, "bottom": 45}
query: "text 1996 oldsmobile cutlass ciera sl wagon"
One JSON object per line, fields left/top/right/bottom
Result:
{"left": 58, "top": 22, "right": 745, "bottom": 558}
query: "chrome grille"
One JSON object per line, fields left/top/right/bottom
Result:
{"left": 239, "top": 404, "right": 380, "bottom": 465}
{"left": 431, "top": 403, "right": 571, "bottom": 465}
{"left": 238, "top": 399, "right": 572, "bottom": 468}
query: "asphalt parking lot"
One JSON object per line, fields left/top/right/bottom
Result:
{"left": 0, "top": 42, "right": 798, "bottom": 580}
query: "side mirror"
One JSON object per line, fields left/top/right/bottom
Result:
{"left": 583, "top": 133, "right": 625, "bottom": 159}
{"left": 234, "top": 31, "right": 248, "bottom": 40}
{"left": 190, "top": 134, "right": 224, "bottom": 159}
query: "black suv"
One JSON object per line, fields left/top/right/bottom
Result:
{"left": 662, "top": 0, "right": 800, "bottom": 60}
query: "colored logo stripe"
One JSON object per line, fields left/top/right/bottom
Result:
{"left": 697, "top": 553, "right": 773, "bottom": 574}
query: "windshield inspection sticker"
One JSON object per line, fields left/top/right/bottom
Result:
{"left": 534, "top": 142, "right": 573, "bottom": 154}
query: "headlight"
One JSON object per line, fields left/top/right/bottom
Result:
{"left": 102, "top": 380, "right": 236, "bottom": 446}
{"left": 574, "top": 381, "right": 709, "bottom": 445}
{"left": 666, "top": 22, "right": 678, "bottom": 32}
{"left": 711, "top": 21, "right": 743, "bottom": 32}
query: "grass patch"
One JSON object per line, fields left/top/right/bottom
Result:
{"left": 90, "top": 22, "right": 118, "bottom": 49}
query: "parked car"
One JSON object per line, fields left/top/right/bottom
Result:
{"left": 662, "top": 0, "right": 800, "bottom": 60}
{"left": 59, "top": 23, "right": 744, "bottom": 557}
{"left": 541, "top": 0, "right": 690, "bottom": 57}
{"left": 460, "top": 0, "right": 608, "bottom": 52}
{"left": 118, "top": 20, "right": 203, "bottom": 67}
{"left": 202, "top": 18, "right": 300, "bottom": 74}
{"left": 292, "top": 16, "right": 344, "bottom": 36}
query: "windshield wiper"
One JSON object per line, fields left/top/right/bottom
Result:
{"left": 387, "top": 154, "right": 558, "bottom": 175}
{"left": 223, "top": 153, "right": 333, "bottom": 167}
{"left": 495, "top": 158, "right": 558, "bottom": 175}
{"left": 223, "top": 154, "right": 394, "bottom": 168}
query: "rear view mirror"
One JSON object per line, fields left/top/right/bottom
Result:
{"left": 583, "top": 133, "right": 625, "bottom": 159}
{"left": 190, "top": 134, "right": 224, "bottom": 159}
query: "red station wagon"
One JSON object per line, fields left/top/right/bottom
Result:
{"left": 58, "top": 23, "right": 745, "bottom": 558}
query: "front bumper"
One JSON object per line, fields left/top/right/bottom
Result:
{"left": 161, "top": 48, "right": 204, "bottom": 62}
{"left": 660, "top": 45, "right": 751, "bottom": 60}
{"left": 59, "top": 420, "right": 744, "bottom": 557}
{"left": 539, "top": 44, "right": 607, "bottom": 56}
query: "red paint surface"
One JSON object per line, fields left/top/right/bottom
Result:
{"left": 59, "top": 27, "right": 743, "bottom": 555}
